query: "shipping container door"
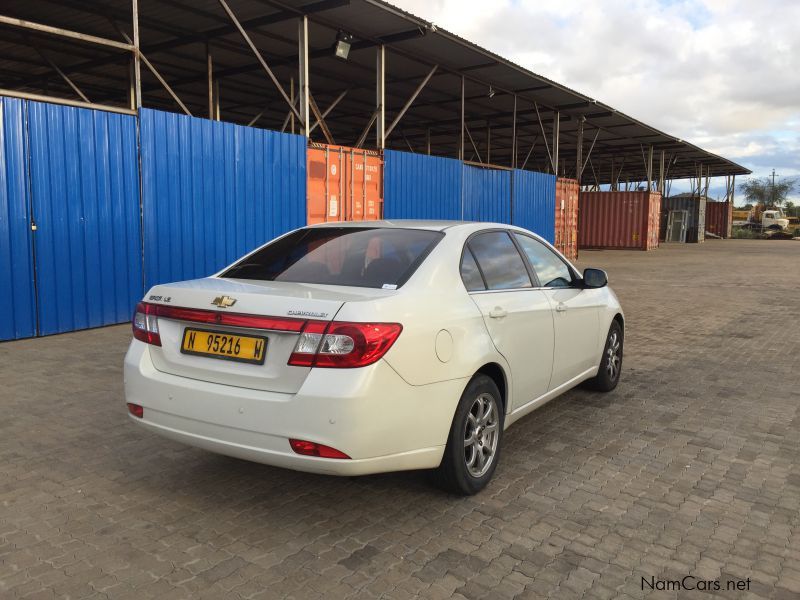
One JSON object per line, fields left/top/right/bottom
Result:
{"left": 0, "top": 98, "right": 37, "bottom": 341}
{"left": 347, "top": 149, "right": 383, "bottom": 221}
{"left": 307, "top": 143, "right": 382, "bottom": 224}
{"left": 462, "top": 165, "right": 511, "bottom": 222}
{"left": 307, "top": 144, "right": 344, "bottom": 224}
{"left": 554, "top": 178, "right": 579, "bottom": 260}
{"left": 28, "top": 101, "right": 143, "bottom": 336}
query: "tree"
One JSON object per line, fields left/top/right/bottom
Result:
{"left": 739, "top": 176, "right": 798, "bottom": 207}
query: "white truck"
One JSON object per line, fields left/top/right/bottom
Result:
{"left": 760, "top": 209, "right": 790, "bottom": 230}
{"left": 736, "top": 207, "right": 790, "bottom": 231}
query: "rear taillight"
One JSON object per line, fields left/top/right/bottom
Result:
{"left": 132, "top": 302, "right": 161, "bottom": 346}
{"left": 288, "top": 321, "right": 402, "bottom": 368}
{"left": 289, "top": 439, "right": 350, "bottom": 459}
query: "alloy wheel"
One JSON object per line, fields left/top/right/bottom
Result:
{"left": 463, "top": 393, "right": 499, "bottom": 477}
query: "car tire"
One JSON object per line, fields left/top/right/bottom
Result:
{"left": 432, "top": 374, "right": 504, "bottom": 495}
{"left": 585, "top": 320, "right": 623, "bottom": 392}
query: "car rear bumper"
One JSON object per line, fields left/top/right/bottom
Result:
{"left": 123, "top": 341, "right": 467, "bottom": 476}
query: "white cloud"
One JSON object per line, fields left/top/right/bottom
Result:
{"left": 392, "top": 0, "right": 800, "bottom": 199}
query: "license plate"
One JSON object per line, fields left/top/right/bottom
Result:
{"left": 180, "top": 328, "right": 267, "bottom": 365}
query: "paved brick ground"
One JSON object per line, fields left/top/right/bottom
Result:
{"left": 1, "top": 239, "right": 799, "bottom": 600}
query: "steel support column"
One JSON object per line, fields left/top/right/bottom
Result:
{"left": 376, "top": 45, "right": 385, "bottom": 149}
{"left": 298, "top": 16, "right": 309, "bottom": 137}
{"left": 658, "top": 150, "right": 665, "bottom": 194}
{"left": 486, "top": 122, "right": 491, "bottom": 164}
{"left": 511, "top": 94, "right": 517, "bottom": 169}
{"left": 575, "top": 117, "right": 584, "bottom": 184}
{"left": 552, "top": 111, "right": 560, "bottom": 176}
{"left": 132, "top": 0, "right": 141, "bottom": 108}
{"left": 206, "top": 43, "right": 213, "bottom": 119}
{"left": 290, "top": 77, "right": 295, "bottom": 133}
{"left": 459, "top": 75, "right": 465, "bottom": 160}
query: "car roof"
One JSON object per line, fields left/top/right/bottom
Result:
{"left": 307, "top": 220, "right": 521, "bottom": 233}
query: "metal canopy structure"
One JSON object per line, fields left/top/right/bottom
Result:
{"left": 0, "top": 0, "right": 750, "bottom": 188}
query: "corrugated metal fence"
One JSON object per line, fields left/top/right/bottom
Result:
{"left": 0, "top": 98, "right": 36, "bottom": 341}
{"left": 1, "top": 102, "right": 306, "bottom": 341}
{"left": 28, "top": 101, "right": 143, "bottom": 335}
{"left": 384, "top": 150, "right": 556, "bottom": 242}
{"left": 140, "top": 109, "right": 306, "bottom": 288}
{"left": 462, "top": 165, "right": 512, "bottom": 223}
{"left": 511, "top": 169, "right": 556, "bottom": 244}
{"left": 383, "top": 150, "right": 462, "bottom": 220}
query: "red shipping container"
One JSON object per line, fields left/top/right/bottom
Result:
{"left": 579, "top": 191, "right": 661, "bottom": 251}
{"left": 555, "top": 178, "right": 579, "bottom": 260}
{"left": 704, "top": 201, "right": 733, "bottom": 238}
{"left": 307, "top": 143, "right": 383, "bottom": 225}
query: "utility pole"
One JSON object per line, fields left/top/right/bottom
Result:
{"left": 771, "top": 168, "right": 777, "bottom": 206}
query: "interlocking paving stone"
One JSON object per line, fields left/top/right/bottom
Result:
{"left": 1, "top": 239, "right": 799, "bottom": 599}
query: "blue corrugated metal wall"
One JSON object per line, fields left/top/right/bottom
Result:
{"left": 462, "top": 164, "right": 512, "bottom": 222}
{"left": 28, "top": 101, "right": 143, "bottom": 336}
{"left": 140, "top": 109, "right": 306, "bottom": 288}
{"left": 0, "top": 98, "right": 37, "bottom": 341}
{"left": 512, "top": 169, "right": 556, "bottom": 243}
{"left": 383, "top": 150, "right": 462, "bottom": 220}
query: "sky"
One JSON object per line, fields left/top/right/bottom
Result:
{"left": 390, "top": 0, "right": 800, "bottom": 203}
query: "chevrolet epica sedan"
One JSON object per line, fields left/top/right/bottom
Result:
{"left": 124, "top": 221, "right": 623, "bottom": 494}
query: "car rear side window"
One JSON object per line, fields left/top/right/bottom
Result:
{"left": 513, "top": 234, "right": 573, "bottom": 288}
{"left": 467, "top": 232, "right": 532, "bottom": 290}
{"left": 222, "top": 227, "right": 443, "bottom": 289}
{"left": 460, "top": 249, "right": 486, "bottom": 291}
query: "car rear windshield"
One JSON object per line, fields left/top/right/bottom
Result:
{"left": 221, "top": 227, "right": 444, "bottom": 289}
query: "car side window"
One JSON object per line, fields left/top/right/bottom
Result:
{"left": 460, "top": 248, "right": 486, "bottom": 291}
{"left": 467, "top": 232, "right": 532, "bottom": 290}
{"left": 513, "top": 234, "right": 573, "bottom": 288}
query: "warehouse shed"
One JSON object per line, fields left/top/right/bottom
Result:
{"left": 0, "top": 0, "right": 749, "bottom": 340}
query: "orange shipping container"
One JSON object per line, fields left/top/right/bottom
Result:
{"left": 307, "top": 143, "right": 383, "bottom": 224}
{"left": 705, "top": 201, "right": 733, "bottom": 238}
{"left": 579, "top": 191, "right": 661, "bottom": 251}
{"left": 555, "top": 178, "right": 579, "bottom": 260}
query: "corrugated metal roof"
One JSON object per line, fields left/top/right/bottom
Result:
{"left": 0, "top": 0, "right": 750, "bottom": 182}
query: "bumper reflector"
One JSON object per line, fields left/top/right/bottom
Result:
{"left": 289, "top": 439, "right": 350, "bottom": 459}
{"left": 127, "top": 403, "right": 144, "bottom": 418}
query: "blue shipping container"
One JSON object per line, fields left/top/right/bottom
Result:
{"left": 512, "top": 169, "right": 556, "bottom": 243}
{"left": 27, "top": 101, "right": 143, "bottom": 336}
{"left": 383, "top": 150, "right": 463, "bottom": 220}
{"left": 140, "top": 109, "right": 306, "bottom": 288}
{"left": 0, "top": 98, "right": 37, "bottom": 341}
{"left": 462, "top": 164, "right": 512, "bottom": 223}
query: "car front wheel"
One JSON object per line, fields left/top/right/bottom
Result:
{"left": 433, "top": 374, "right": 504, "bottom": 495}
{"left": 586, "top": 320, "right": 623, "bottom": 392}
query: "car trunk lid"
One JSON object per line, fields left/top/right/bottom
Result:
{"left": 144, "top": 278, "right": 357, "bottom": 393}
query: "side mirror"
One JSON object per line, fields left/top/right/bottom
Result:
{"left": 583, "top": 268, "right": 608, "bottom": 288}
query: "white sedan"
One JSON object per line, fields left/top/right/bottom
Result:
{"left": 124, "top": 221, "right": 623, "bottom": 494}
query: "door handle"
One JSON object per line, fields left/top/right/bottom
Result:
{"left": 555, "top": 303, "right": 568, "bottom": 313}
{"left": 488, "top": 307, "right": 507, "bottom": 319}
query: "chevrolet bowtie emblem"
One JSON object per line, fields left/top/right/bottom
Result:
{"left": 211, "top": 295, "right": 237, "bottom": 308}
